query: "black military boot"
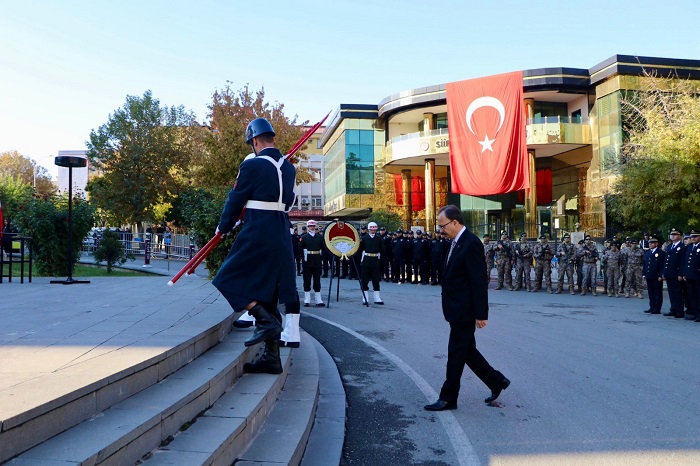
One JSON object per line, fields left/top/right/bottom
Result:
{"left": 244, "top": 339, "right": 283, "bottom": 374}
{"left": 244, "top": 304, "right": 282, "bottom": 347}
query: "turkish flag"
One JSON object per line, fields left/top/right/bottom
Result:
{"left": 446, "top": 71, "right": 529, "bottom": 195}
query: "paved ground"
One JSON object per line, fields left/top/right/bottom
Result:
{"left": 299, "top": 274, "right": 700, "bottom": 466}
{"left": 3, "top": 255, "right": 699, "bottom": 465}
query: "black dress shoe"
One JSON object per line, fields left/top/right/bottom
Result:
{"left": 674, "top": 313, "right": 685, "bottom": 318}
{"left": 280, "top": 341, "right": 300, "bottom": 348}
{"left": 424, "top": 400, "right": 457, "bottom": 411}
{"left": 649, "top": 310, "right": 661, "bottom": 314}
{"left": 643, "top": 309, "right": 653, "bottom": 313}
{"left": 663, "top": 312, "right": 675, "bottom": 317}
{"left": 485, "top": 378, "right": 511, "bottom": 403}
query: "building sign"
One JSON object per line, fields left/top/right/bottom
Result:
{"left": 323, "top": 220, "right": 359, "bottom": 259}
{"left": 324, "top": 196, "right": 346, "bottom": 216}
{"left": 289, "top": 209, "right": 324, "bottom": 218}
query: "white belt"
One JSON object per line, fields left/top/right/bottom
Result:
{"left": 306, "top": 250, "right": 321, "bottom": 255}
{"left": 364, "top": 253, "right": 380, "bottom": 257}
{"left": 245, "top": 200, "right": 286, "bottom": 211}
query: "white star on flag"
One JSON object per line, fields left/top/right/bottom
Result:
{"left": 478, "top": 136, "right": 495, "bottom": 153}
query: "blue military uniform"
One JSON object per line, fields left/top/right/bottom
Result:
{"left": 212, "top": 147, "right": 297, "bottom": 312}
{"left": 662, "top": 228, "right": 686, "bottom": 317}
{"left": 682, "top": 231, "right": 700, "bottom": 321}
{"left": 643, "top": 238, "right": 665, "bottom": 314}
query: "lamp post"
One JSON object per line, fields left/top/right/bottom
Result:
{"left": 50, "top": 155, "right": 90, "bottom": 285}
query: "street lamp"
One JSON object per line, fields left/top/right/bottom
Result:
{"left": 50, "top": 155, "right": 90, "bottom": 285}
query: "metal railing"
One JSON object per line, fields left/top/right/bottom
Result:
{"left": 82, "top": 233, "right": 197, "bottom": 261}
{"left": 1, "top": 234, "right": 33, "bottom": 283}
{"left": 527, "top": 116, "right": 589, "bottom": 125}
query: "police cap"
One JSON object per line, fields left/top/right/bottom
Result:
{"left": 690, "top": 229, "right": 700, "bottom": 237}
{"left": 649, "top": 237, "right": 659, "bottom": 243}
{"left": 670, "top": 228, "right": 682, "bottom": 235}
{"left": 538, "top": 235, "right": 546, "bottom": 240}
{"left": 563, "top": 233, "right": 570, "bottom": 239}
{"left": 520, "top": 232, "right": 527, "bottom": 238}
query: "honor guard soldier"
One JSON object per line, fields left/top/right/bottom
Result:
{"left": 533, "top": 235, "right": 554, "bottom": 293}
{"left": 404, "top": 230, "right": 415, "bottom": 283}
{"left": 483, "top": 234, "right": 495, "bottom": 282}
{"left": 512, "top": 233, "right": 533, "bottom": 291}
{"left": 212, "top": 117, "right": 296, "bottom": 375}
{"left": 300, "top": 219, "right": 325, "bottom": 307}
{"left": 413, "top": 230, "right": 429, "bottom": 284}
{"left": 681, "top": 230, "right": 700, "bottom": 321}
{"left": 624, "top": 239, "right": 645, "bottom": 298}
{"left": 494, "top": 232, "right": 513, "bottom": 290}
{"left": 662, "top": 228, "right": 686, "bottom": 317}
{"left": 430, "top": 231, "right": 445, "bottom": 285}
{"left": 643, "top": 237, "right": 665, "bottom": 314}
{"left": 391, "top": 229, "right": 406, "bottom": 282}
{"left": 556, "top": 233, "right": 576, "bottom": 294}
{"left": 292, "top": 226, "right": 303, "bottom": 276}
{"left": 379, "top": 226, "right": 392, "bottom": 281}
{"left": 602, "top": 241, "right": 622, "bottom": 297}
{"left": 578, "top": 235, "right": 599, "bottom": 295}
{"left": 360, "top": 222, "right": 385, "bottom": 304}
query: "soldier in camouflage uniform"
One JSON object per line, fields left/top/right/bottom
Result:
{"left": 483, "top": 234, "right": 495, "bottom": 283}
{"left": 556, "top": 233, "right": 576, "bottom": 294}
{"left": 512, "top": 233, "right": 533, "bottom": 291}
{"left": 602, "top": 239, "right": 611, "bottom": 294}
{"left": 602, "top": 241, "right": 622, "bottom": 297}
{"left": 578, "top": 235, "right": 599, "bottom": 296}
{"left": 533, "top": 235, "right": 554, "bottom": 293}
{"left": 494, "top": 232, "right": 513, "bottom": 290}
{"left": 624, "top": 239, "right": 645, "bottom": 298}
{"left": 619, "top": 236, "right": 631, "bottom": 291}
{"left": 574, "top": 239, "right": 585, "bottom": 292}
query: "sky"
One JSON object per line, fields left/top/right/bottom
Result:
{"left": 1, "top": 0, "right": 699, "bottom": 178}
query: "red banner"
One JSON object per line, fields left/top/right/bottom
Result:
{"left": 446, "top": 71, "right": 529, "bottom": 195}
{"left": 392, "top": 174, "right": 425, "bottom": 212}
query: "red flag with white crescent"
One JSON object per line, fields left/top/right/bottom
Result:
{"left": 446, "top": 71, "right": 529, "bottom": 195}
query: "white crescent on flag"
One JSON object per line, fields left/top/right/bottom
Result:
{"left": 465, "top": 96, "right": 506, "bottom": 153}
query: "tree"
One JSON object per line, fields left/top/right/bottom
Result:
{"left": 14, "top": 194, "right": 95, "bottom": 276}
{"left": 607, "top": 74, "right": 700, "bottom": 232}
{"left": 93, "top": 229, "right": 133, "bottom": 272}
{"left": 367, "top": 209, "right": 403, "bottom": 232}
{"left": 86, "top": 90, "right": 198, "bottom": 228}
{"left": 0, "top": 151, "right": 55, "bottom": 197}
{"left": 0, "top": 174, "right": 34, "bottom": 221}
{"left": 190, "top": 84, "right": 310, "bottom": 189}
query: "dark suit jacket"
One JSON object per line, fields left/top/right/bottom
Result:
{"left": 643, "top": 248, "right": 666, "bottom": 280}
{"left": 441, "top": 226, "right": 489, "bottom": 323}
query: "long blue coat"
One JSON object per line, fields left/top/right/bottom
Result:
{"left": 212, "top": 147, "right": 297, "bottom": 311}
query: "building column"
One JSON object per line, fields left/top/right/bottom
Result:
{"left": 425, "top": 159, "right": 436, "bottom": 234}
{"left": 422, "top": 113, "right": 434, "bottom": 132}
{"left": 524, "top": 98, "right": 536, "bottom": 237}
{"left": 402, "top": 169, "right": 413, "bottom": 230}
{"left": 526, "top": 150, "right": 537, "bottom": 237}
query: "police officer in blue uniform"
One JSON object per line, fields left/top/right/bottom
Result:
{"left": 662, "top": 228, "right": 686, "bottom": 318}
{"left": 681, "top": 230, "right": 700, "bottom": 321}
{"left": 642, "top": 237, "right": 665, "bottom": 314}
{"left": 212, "top": 117, "right": 297, "bottom": 374}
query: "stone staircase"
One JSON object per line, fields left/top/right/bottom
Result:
{"left": 1, "top": 302, "right": 344, "bottom": 465}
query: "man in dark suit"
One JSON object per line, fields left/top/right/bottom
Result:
{"left": 643, "top": 237, "right": 665, "bottom": 314}
{"left": 425, "top": 205, "right": 510, "bottom": 411}
{"left": 662, "top": 228, "right": 686, "bottom": 318}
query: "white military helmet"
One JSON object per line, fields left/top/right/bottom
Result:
{"left": 307, "top": 219, "right": 317, "bottom": 227}
{"left": 368, "top": 222, "right": 378, "bottom": 230}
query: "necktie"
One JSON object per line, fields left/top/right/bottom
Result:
{"left": 447, "top": 240, "right": 456, "bottom": 264}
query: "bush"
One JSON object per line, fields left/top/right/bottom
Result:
{"left": 14, "top": 194, "right": 95, "bottom": 276}
{"left": 93, "top": 230, "right": 133, "bottom": 272}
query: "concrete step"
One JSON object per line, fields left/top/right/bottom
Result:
{"left": 0, "top": 283, "right": 236, "bottom": 464}
{"left": 144, "top": 332, "right": 321, "bottom": 466}
{"left": 7, "top": 325, "right": 283, "bottom": 465}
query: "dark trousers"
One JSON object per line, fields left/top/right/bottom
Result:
{"left": 361, "top": 264, "right": 381, "bottom": 291}
{"left": 303, "top": 264, "right": 322, "bottom": 292}
{"left": 335, "top": 258, "right": 349, "bottom": 277}
{"left": 392, "top": 257, "right": 405, "bottom": 282}
{"left": 646, "top": 278, "right": 663, "bottom": 312}
{"left": 412, "top": 259, "right": 423, "bottom": 282}
{"left": 686, "top": 279, "right": 700, "bottom": 315}
{"left": 431, "top": 257, "right": 443, "bottom": 284}
{"left": 295, "top": 254, "right": 303, "bottom": 274}
{"left": 439, "top": 321, "right": 503, "bottom": 404}
{"left": 666, "top": 277, "right": 683, "bottom": 314}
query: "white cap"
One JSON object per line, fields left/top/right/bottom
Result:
{"left": 368, "top": 222, "right": 378, "bottom": 230}
{"left": 307, "top": 219, "right": 317, "bottom": 227}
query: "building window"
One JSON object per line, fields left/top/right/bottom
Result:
{"left": 312, "top": 196, "right": 322, "bottom": 208}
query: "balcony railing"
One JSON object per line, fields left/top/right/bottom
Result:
{"left": 390, "top": 128, "right": 449, "bottom": 145}
{"left": 527, "top": 116, "right": 589, "bottom": 125}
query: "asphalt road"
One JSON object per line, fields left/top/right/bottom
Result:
{"left": 297, "top": 275, "right": 700, "bottom": 466}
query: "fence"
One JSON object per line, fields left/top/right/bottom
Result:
{"left": 1, "top": 234, "right": 33, "bottom": 283}
{"left": 82, "top": 233, "right": 197, "bottom": 261}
